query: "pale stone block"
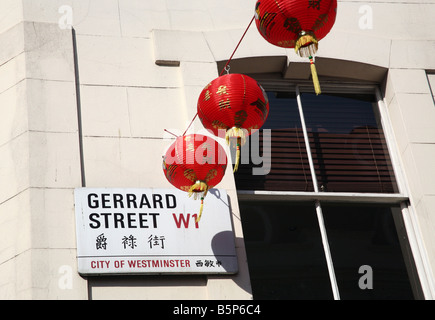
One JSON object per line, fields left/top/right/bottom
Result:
{"left": 390, "top": 40, "right": 435, "bottom": 70}
{"left": 152, "top": 29, "right": 215, "bottom": 64}
{"left": 334, "top": 2, "right": 435, "bottom": 41}
{"left": 27, "top": 79, "right": 78, "bottom": 133}
{"left": 400, "top": 144, "right": 425, "bottom": 205}
{"left": 0, "top": 133, "right": 30, "bottom": 204}
{"left": 0, "top": 190, "right": 31, "bottom": 265}
{"left": 0, "top": 53, "right": 26, "bottom": 94}
{"left": 0, "top": 189, "right": 85, "bottom": 299}
{"left": 204, "top": 28, "right": 285, "bottom": 63}
{"left": 28, "top": 132, "right": 81, "bottom": 188}
{"left": 80, "top": 85, "right": 189, "bottom": 139}
{"left": 181, "top": 85, "right": 205, "bottom": 127}
{"left": 427, "top": 74, "right": 435, "bottom": 98}
{"left": 387, "top": 69, "right": 432, "bottom": 96}
{"left": 407, "top": 144, "right": 435, "bottom": 195}
{"left": 30, "top": 188, "right": 77, "bottom": 249}
{"left": 119, "top": 1, "right": 170, "bottom": 38}
{"left": 0, "top": 257, "right": 18, "bottom": 299}
{"left": 1, "top": 248, "right": 86, "bottom": 299}
{"left": 14, "top": 249, "right": 33, "bottom": 299}
{"left": 77, "top": 35, "right": 180, "bottom": 88}
{"left": 206, "top": 0, "right": 256, "bottom": 30}
{"left": 169, "top": 10, "right": 214, "bottom": 31}
{"left": 23, "top": 0, "right": 121, "bottom": 37}
{"left": 83, "top": 137, "right": 173, "bottom": 188}
{"left": 315, "top": 30, "right": 390, "bottom": 68}
{"left": 383, "top": 71, "right": 396, "bottom": 106}
{"left": 386, "top": 95, "right": 409, "bottom": 154}
{"left": 166, "top": 0, "right": 207, "bottom": 10}
{"left": 414, "top": 196, "right": 435, "bottom": 284}
{"left": 384, "top": 69, "right": 433, "bottom": 105}
{"left": 23, "top": 0, "right": 73, "bottom": 25}
{"left": 29, "top": 248, "right": 87, "bottom": 299}
{"left": 80, "top": 85, "right": 130, "bottom": 137}
{"left": 394, "top": 93, "right": 435, "bottom": 144}
{"left": 179, "top": 62, "right": 218, "bottom": 87}
{"left": 70, "top": 0, "right": 121, "bottom": 37}
{"left": 24, "top": 22, "right": 75, "bottom": 82}
{"left": 0, "top": 0, "right": 23, "bottom": 34}
{"left": 126, "top": 87, "right": 187, "bottom": 138}
{"left": 89, "top": 277, "right": 207, "bottom": 300}
{"left": 0, "top": 81, "right": 27, "bottom": 146}
{"left": 0, "top": 22, "right": 25, "bottom": 67}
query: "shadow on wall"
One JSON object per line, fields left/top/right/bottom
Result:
{"left": 209, "top": 190, "right": 253, "bottom": 297}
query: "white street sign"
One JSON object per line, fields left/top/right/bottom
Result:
{"left": 74, "top": 188, "right": 238, "bottom": 275}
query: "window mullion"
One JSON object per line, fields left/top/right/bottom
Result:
{"left": 296, "top": 86, "right": 340, "bottom": 300}
{"left": 296, "top": 86, "right": 319, "bottom": 192}
{"left": 315, "top": 200, "right": 341, "bottom": 300}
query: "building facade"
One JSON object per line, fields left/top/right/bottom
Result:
{"left": 0, "top": 0, "right": 434, "bottom": 299}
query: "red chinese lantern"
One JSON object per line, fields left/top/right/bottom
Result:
{"left": 197, "top": 73, "right": 269, "bottom": 172}
{"left": 254, "top": 0, "right": 337, "bottom": 94}
{"left": 162, "top": 134, "right": 227, "bottom": 222}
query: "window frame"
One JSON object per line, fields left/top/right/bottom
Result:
{"left": 236, "top": 82, "right": 432, "bottom": 299}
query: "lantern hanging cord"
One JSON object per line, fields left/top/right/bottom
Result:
{"left": 182, "top": 112, "right": 198, "bottom": 136}
{"left": 197, "top": 196, "right": 204, "bottom": 223}
{"left": 183, "top": 16, "right": 254, "bottom": 139}
{"left": 219, "top": 15, "right": 255, "bottom": 76}
{"left": 309, "top": 56, "right": 321, "bottom": 95}
{"left": 164, "top": 129, "right": 179, "bottom": 138}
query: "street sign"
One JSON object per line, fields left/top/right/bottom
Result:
{"left": 74, "top": 188, "right": 238, "bottom": 275}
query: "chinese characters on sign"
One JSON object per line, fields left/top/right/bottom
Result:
{"left": 74, "top": 188, "right": 238, "bottom": 275}
{"left": 148, "top": 235, "right": 165, "bottom": 249}
{"left": 96, "top": 233, "right": 107, "bottom": 250}
{"left": 95, "top": 233, "right": 167, "bottom": 250}
{"left": 195, "top": 259, "right": 222, "bottom": 268}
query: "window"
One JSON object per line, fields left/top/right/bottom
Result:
{"left": 236, "top": 84, "right": 423, "bottom": 300}
{"left": 236, "top": 88, "right": 397, "bottom": 193}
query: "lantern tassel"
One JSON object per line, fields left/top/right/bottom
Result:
{"left": 196, "top": 197, "right": 204, "bottom": 223}
{"left": 295, "top": 33, "right": 318, "bottom": 58}
{"left": 234, "top": 137, "right": 241, "bottom": 173}
{"left": 225, "top": 127, "right": 246, "bottom": 173}
{"left": 309, "top": 56, "right": 321, "bottom": 95}
{"left": 188, "top": 180, "right": 208, "bottom": 222}
{"left": 188, "top": 180, "right": 208, "bottom": 197}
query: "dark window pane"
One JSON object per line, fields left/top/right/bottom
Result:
{"left": 322, "top": 203, "right": 417, "bottom": 299}
{"left": 235, "top": 91, "right": 398, "bottom": 193}
{"left": 236, "top": 92, "right": 314, "bottom": 191}
{"left": 301, "top": 93, "right": 398, "bottom": 193}
{"left": 240, "top": 201, "right": 333, "bottom": 299}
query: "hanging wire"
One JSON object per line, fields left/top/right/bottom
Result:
{"left": 163, "top": 129, "right": 179, "bottom": 138}
{"left": 219, "top": 15, "right": 255, "bottom": 76}
{"left": 182, "top": 113, "right": 198, "bottom": 137}
{"left": 173, "top": 15, "right": 255, "bottom": 138}
{"left": 224, "top": 65, "right": 231, "bottom": 75}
